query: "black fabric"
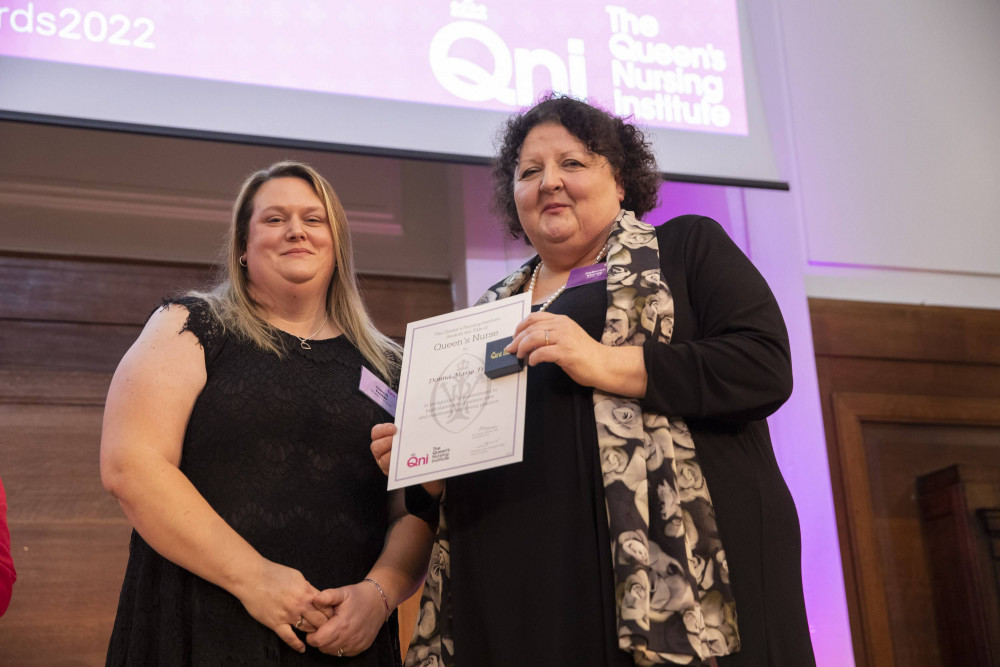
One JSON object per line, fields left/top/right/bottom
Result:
{"left": 437, "top": 216, "right": 814, "bottom": 666}
{"left": 403, "top": 485, "right": 440, "bottom": 528}
{"left": 447, "top": 282, "right": 630, "bottom": 667}
{"left": 106, "top": 296, "right": 401, "bottom": 666}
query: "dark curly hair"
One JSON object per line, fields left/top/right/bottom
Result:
{"left": 490, "top": 94, "right": 661, "bottom": 241}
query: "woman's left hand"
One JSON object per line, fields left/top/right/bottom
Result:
{"left": 370, "top": 423, "right": 396, "bottom": 476}
{"left": 306, "top": 581, "right": 387, "bottom": 657}
{"left": 508, "top": 312, "right": 647, "bottom": 398}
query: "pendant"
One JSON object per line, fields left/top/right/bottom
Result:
{"left": 299, "top": 339, "right": 312, "bottom": 350}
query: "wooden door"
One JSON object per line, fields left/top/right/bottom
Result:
{"left": 810, "top": 298, "right": 1000, "bottom": 667}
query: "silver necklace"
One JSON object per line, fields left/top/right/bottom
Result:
{"left": 295, "top": 316, "right": 328, "bottom": 350}
{"left": 528, "top": 243, "right": 609, "bottom": 312}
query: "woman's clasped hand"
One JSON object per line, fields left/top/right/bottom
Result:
{"left": 231, "top": 561, "right": 391, "bottom": 657}
{"left": 233, "top": 559, "right": 328, "bottom": 650}
{"left": 305, "top": 579, "right": 391, "bottom": 657}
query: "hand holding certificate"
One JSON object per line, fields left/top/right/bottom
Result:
{"left": 387, "top": 293, "right": 531, "bottom": 490}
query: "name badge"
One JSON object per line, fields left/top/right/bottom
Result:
{"left": 565, "top": 263, "right": 608, "bottom": 289}
{"left": 359, "top": 366, "right": 397, "bottom": 417}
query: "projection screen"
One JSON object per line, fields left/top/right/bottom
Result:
{"left": 0, "top": 0, "right": 785, "bottom": 188}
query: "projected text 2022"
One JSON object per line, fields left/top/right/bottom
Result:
{"left": 0, "top": 5, "right": 155, "bottom": 49}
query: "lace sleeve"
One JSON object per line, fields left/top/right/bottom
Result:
{"left": 154, "top": 296, "right": 225, "bottom": 362}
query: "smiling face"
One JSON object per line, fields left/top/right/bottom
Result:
{"left": 243, "top": 176, "right": 335, "bottom": 297}
{"left": 513, "top": 122, "right": 625, "bottom": 264}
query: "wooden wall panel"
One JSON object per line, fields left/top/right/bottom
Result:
{"left": 809, "top": 299, "right": 1000, "bottom": 364}
{"left": 3, "top": 521, "right": 134, "bottom": 667}
{"left": 831, "top": 395, "right": 1000, "bottom": 667}
{"left": 0, "top": 382, "right": 126, "bottom": 664}
{"left": 810, "top": 298, "right": 1000, "bottom": 667}
{"left": 0, "top": 255, "right": 215, "bottom": 324}
{"left": 916, "top": 466, "right": 1000, "bottom": 666}
{"left": 0, "top": 252, "right": 451, "bottom": 664}
{"left": 0, "top": 321, "right": 142, "bottom": 374}
{"left": 0, "top": 519, "right": 132, "bottom": 667}
{"left": 0, "top": 368, "right": 111, "bottom": 405}
{"left": 0, "top": 254, "right": 452, "bottom": 358}
{"left": 1, "top": 403, "right": 119, "bottom": 521}
{"left": 360, "top": 274, "right": 455, "bottom": 340}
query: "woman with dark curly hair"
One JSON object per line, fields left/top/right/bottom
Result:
{"left": 372, "top": 95, "right": 815, "bottom": 666}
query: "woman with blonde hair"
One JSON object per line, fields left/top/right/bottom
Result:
{"left": 102, "top": 161, "right": 432, "bottom": 665}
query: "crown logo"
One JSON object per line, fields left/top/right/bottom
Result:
{"left": 450, "top": 0, "right": 487, "bottom": 20}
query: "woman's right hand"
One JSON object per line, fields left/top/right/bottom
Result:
{"left": 369, "top": 423, "right": 444, "bottom": 497}
{"left": 235, "top": 559, "right": 330, "bottom": 653}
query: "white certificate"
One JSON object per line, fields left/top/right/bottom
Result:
{"left": 387, "top": 293, "right": 531, "bottom": 489}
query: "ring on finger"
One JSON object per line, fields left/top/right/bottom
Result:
{"left": 337, "top": 648, "right": 345, "bottom": 657}
{"left": 544, "top": 329, "right": 550, "bottom": 346}
{"left": 295, "top": 615, "right": 305, "bottom": 630}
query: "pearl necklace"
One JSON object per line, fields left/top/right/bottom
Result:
{"left": 528, "top": 244, "right": 609, "bottom": 312}
{"left": 295, "top": 316, "right": 328, "bottom": 350}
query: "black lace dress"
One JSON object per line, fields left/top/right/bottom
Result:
{"left": 106, "top": 297, "right": 401, "bottom": 666}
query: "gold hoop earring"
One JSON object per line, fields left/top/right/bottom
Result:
{"left": 239, "top": 256, "right": 247, "bottom": 267}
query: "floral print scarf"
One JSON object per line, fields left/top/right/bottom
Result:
{"left": 405, "top": 211, "right": 739, "bottom": 666}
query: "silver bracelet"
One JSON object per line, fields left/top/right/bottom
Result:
{"left": 364, "top": 577, "right": 390, "bottom": 623}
